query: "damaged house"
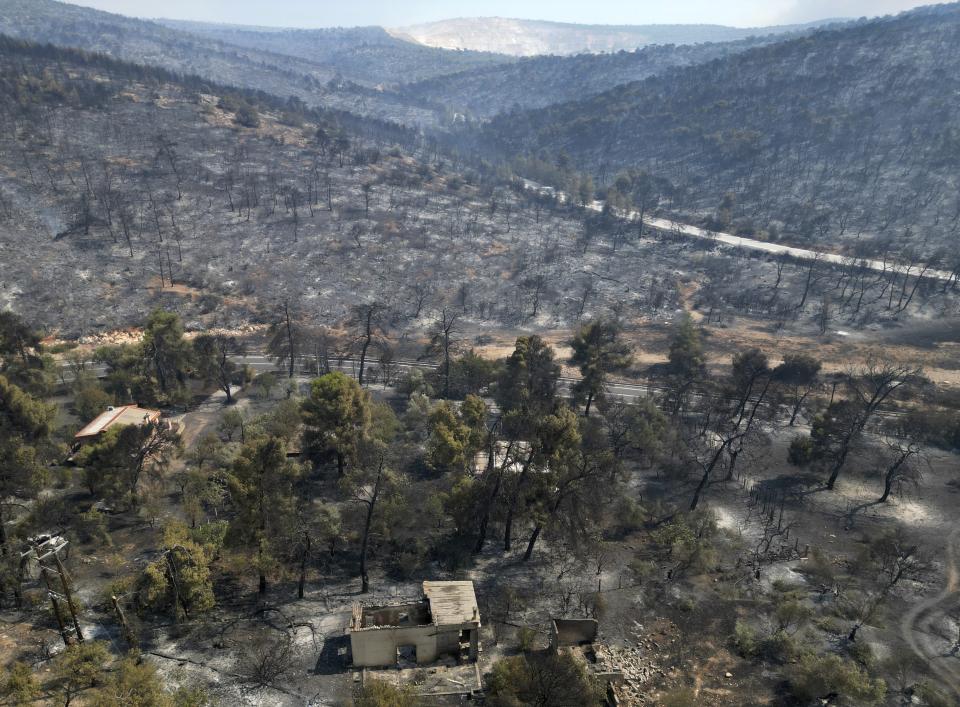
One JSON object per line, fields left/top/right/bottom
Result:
{"left": 73, "top": 405, "right": 163, "bottom": 446}
{"left": 349, "top": 581, "right": 481, "bottom": 667}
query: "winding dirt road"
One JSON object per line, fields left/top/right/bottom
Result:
{"left": 900, "top": 526, "right": 960, "bottom": 699}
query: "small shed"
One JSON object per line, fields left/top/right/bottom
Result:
{"left": 74, "top": 405, "right": 162, "bottom": 444}
{"left": 550, "top": 618, "right": 599, "bottom": 650}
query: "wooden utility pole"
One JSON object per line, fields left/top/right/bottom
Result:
{"left": 39, "top": 563, "right": 71, "bottom": 646}
{"left": 53, "top": 551, "right": 84, "bottom": 643}
{"left": 111, "top": 595, "right": 136, "bottom": 648}
{"left": 30, "top": 536, "right": 83, "bottom": 646}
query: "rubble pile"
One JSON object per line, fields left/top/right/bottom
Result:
{"left": 596, "top": 644, "right": 656, "bottom": 705}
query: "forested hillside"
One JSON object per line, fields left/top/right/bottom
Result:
{"left": 476, "top": 4, "right": 960, "bottom": 256}
{"left": 0, "top": 0, "right": 439, "bottom": 125}
{"left": 5, "top": 34, "right": 951, "bottom": 345}
{"left": 403, "top": 35, "right": 800, "bottom": 119}
{"left": 161, "top": 21, "right": 514, "bottom": 86}
{"left": 0, "top": 37, "right": 689, "bottom": 336}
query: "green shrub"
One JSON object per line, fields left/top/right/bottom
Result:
{"left": 189, "top": 520, "right": 228, "bottom": 555}
{"left": 77, "top": 507, "right": 111, "bottom": 546}
{"left": 396, "top": 369, "right": 433, "bottom": 399}
{"left": 649, "top": 511, "right": 718, "bottom": 577}
{"left": 915, "top": 680, "right": 952, "bottom": 707}
{"left": 253, "top": 372, "right": 277, "bottom": 400}
{"left": 902, "top": 409, "right": 960, "bottom": 451}
{"left": 73, "top": 382, "right": 112, "bottom": 423}
{"left": 762, "top": 629, "right": 802, "bottom": 664}
{"left": 733, "top": 620, "right": 758, "bottom": 658}
{"left": 629, "top": 558, "right": 657, "bottom": 582}
{"left": 91, "top": 654, "right": 171, "bottom": 706}
{"left": 488, "top": 653, "right": 602, "bottom": 706}
{"left": 47, "top": 341, "right": 78, "bottom": 354}
{"left": 517, "top": 626, "right": 537, "bottom": 653}
{"left": 774, "top": 598, "right": 812, "bottom": 633}
{"left": 392, "top": 539, "right": 429, "bottom": 580}
{"left": 609, "top": 495, "right": 647, "bottom": 536}
{"left": 3, "top": 662, "right": 38, "bottom": 703}
{"left": 172, "top": 685, "right": 211, "bottom": 706}
{"left": 54, "top": 642, "right": 110, "bottom": 701}
{"left": 816, "top": 615, "right": 845, "bottom": 634}
{"left": 848, "top": 640, "right": 876, "bottom": 669}
{"left": 355, "top": 679, "right": 417, "bottom": 707}
{"left": 787, "top": 434, "right": 814, "bottom": 466}
{"left": 735, "top": 622, "right": 803, "bottom": 664}
{"left": 234, "top": 104, "right": 260, "bottom": 128}
{"left": 788, "top": 653, "right": 885, "bottom": 704}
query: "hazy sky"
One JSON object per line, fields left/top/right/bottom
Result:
{"left": 70, "top": 0, "right": 944, "bottom": 28}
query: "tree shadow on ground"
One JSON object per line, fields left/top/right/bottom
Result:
{"left": 315, "top": 634, "right": 350, "bottom": 675}
{"left": 752, "top": 473, "right": 825, "bottom": 505}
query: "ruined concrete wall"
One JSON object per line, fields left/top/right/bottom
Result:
{"left": 351, "top": 625, "right": 438, "bottom": 667}
{"left": 551, "top": 619, "right": 599, "bottom": 650}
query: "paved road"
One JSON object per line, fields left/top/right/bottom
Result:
{"left": 522, "top": 180, "right": 955, "bottom": 282}
{"left": 641, "top": 214, "right": 954, "bottom": 282}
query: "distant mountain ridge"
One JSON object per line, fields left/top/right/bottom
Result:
{"left": 401, "top": 32, "right": 817, "bottom": 119}
{"left": 389, "top": 16, "right": 846, "bottom": 56}
{"left": 158, "top": 19, "right": 514, "bottom": 86}
{"left": 0, "top": 0, "right": 441, "bottom": 124}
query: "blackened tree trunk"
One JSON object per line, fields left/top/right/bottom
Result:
{"left": 284, "top": 302, "right": 296, "bottom": 379}
{"left": 474, "top": 438, "right": 514, "bottom": 554}
{"left": 878, "top": 447, "right": 914, "bottom": 503}
{"left": 690, "top": 441, "right": 727, "bottom": 511}
{"left": 358, "top": 460, "right": 384, "bottom": 594}
{"left": 523, "top": 523, "right": 543, "bottom": 562}
{"left": 298, "top": 531, "right": 311, "bottom": 599}
{"left": 503, "top": 452, "right": 535, "bottom": 552}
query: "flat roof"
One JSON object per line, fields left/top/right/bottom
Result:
{"left": 423, "top": 581, "right": 480, "bottom": 627}
{"left": 75, "top": 405, "right": 161, "bottom": 439}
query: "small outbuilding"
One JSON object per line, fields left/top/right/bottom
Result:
{"left": 550, "top": 618, "right": 599, "bottom": 650}
{"left": 74, "top": 405, "right": 162, "bottom": 444}
{"left": 349, "top": 580, "right": 481, "bottom": 667}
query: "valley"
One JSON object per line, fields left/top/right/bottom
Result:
{"left": 0, "top": 2, "right": 958, "bottom": 706}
